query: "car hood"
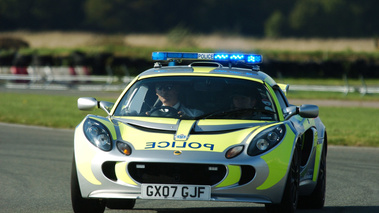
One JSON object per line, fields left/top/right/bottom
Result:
{"left": 113, "top": 117, "right": 273, "bottom": 152}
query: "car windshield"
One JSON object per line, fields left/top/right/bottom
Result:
{"left": 114, "top": 76, "right": 278, "bottom": 121}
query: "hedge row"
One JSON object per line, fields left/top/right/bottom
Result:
{"left": 1, "top": 52, "right": 378, "bottom": 79}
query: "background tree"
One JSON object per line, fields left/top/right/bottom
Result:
{"left": 1, "top": 0, "right": 379, "bottom": 38}
{"left": 264, "top": 10, "right": 285, "bottom": 38}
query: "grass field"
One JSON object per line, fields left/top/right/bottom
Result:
{"left": 286, "top": 90, "right": 379, "bottom": 101}
{"left": 0, "top": 91, "right": 378, "bottom": 147}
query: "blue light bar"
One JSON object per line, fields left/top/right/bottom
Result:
{"left": 152, "top": 52, "right": 262, "bottom": 64}
{"left": 152, "top": 52, "right": 198, "bottom": 60}
{"left": 247, "top": 55, "right": 262, "bottom": 63}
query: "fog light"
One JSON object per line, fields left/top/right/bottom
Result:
{"left": 226, "top": 145, "right": 244, "bottom": 159}
{"left": 116, "top": 141, "right": 132, "bottom": 156}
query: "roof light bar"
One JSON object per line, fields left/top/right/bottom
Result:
{"left": 152, "top": 52, "right": 262, "bottom": 64}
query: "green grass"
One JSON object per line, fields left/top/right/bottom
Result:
{"left": 1, "top": 92, "right": 378, "bottom": 147}
{"left": 272, "top": 77, "right": 379, "bottom": 100}
{"left": 287, "top": 90, "right": 379, "bottom": 101}
{"left": 0, "top": 93, "right": 111, "bottom": 129}
{"left": 319, "top": 106, "right": 379, "bottom": 147}
{"left": 276, "top": 77, "right": 379, "bottom": 86}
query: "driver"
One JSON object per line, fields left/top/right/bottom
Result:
{"left": 149, "top": 83, "right": 203, "bottom": 118}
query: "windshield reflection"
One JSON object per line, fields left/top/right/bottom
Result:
{"left": 114, "top": 76, "right": 277, "bottom": 121}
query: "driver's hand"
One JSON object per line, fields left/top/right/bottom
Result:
{"left": 178, "top": 111, "right": 184, "bottom": 117}
{"left": 178, "top": 111, "right": 188, "bottom": 118}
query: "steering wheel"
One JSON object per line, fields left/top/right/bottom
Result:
{"left": 148, "top": 106, "right": 180, "bottom": 118}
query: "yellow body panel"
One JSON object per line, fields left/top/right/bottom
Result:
{"left": 278, "top": 83, "right": 289, "bottom": 96}
{"left": 175, "top": 120, "right": 196, "bottom": 140}
{"left": 119, "top": 121, "right": 259, "bottom": 152}
{"left": 115, "top": 162, "right": 138, "bottom": 186}
{"left": 216, "top": 165, "right": 241, "bottom": 188}
{"left": 192, "top": 67, "right": 215, "bottom": 73}
{"left": 257, "top": 125, "right": 295, "bottom": 190}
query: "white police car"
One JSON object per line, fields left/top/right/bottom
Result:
{"left": 71, "top": 52, "right": 327, "bottom": 213}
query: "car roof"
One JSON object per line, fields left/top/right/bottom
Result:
{"left": 137, "top": 64, "right": 278, "bottom": 88}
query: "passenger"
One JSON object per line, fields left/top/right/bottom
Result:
{"left": 230, "top": 90, "right": 259, "bottom": 119}
{"left": 232, "top": 93, "right": 257, "bottom": 110}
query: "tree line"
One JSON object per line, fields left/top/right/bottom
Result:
{"left": 1, "top": 0, "right": 379, "bottom": 38}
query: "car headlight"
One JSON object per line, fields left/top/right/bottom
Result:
{"left": 247, "top": 124, "right": 286, "bottom": 156}
{"left": 83, "top": 118, "right": 112, "bottom": 151}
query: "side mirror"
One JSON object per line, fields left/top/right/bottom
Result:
{"left": 77, "top": 97, "right": 114, "bottom": 116}
{"left": 78, "top": 97, "right": 98, "bottom": 111}
{"left": 284, "top": 104, "right": 319, "bottom": 120}
{"left": 299, "top": 104, "right": 319, "bottom": 118}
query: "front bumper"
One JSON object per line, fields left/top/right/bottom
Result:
{"left": 74, "top": 136, "right": 294, "bottom": 204}
{"left": 73, "top": 118, "right": 298, "bottom": 204}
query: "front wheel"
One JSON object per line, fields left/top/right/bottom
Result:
{"left": 266, "top": 144, "right": 300, "bottom": 213}
{"left": 71, "top": 156, "right": 106, "bottom": 213}
{"left": 299, "top": 143, "right": 327, "bottom": 209}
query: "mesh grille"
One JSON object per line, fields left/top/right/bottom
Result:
{"left": 128, "top": 162, "right": 226, "bottom": 185}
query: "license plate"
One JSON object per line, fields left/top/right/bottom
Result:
{"left": 141, "top": 184, "right": 211, "bottom": 200}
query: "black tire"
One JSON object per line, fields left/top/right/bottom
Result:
{"left": 71, "top": 156, "right": 106, "bottom": 213}
{"left": 265, "top": 143, "right": 301, "bottom": 213}
{"left": 106, "top": 199, "right": 136, "bottom": 209}
{"left": 299, "top": 144, "right": 327, "bottom": 209}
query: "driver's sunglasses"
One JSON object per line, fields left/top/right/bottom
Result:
{"left": 156, "top": 85, "right": 174, "bottom": 91}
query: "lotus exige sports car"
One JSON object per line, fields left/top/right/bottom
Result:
{"left": 71, "top": 52, "right": 327, "bottom": 213}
